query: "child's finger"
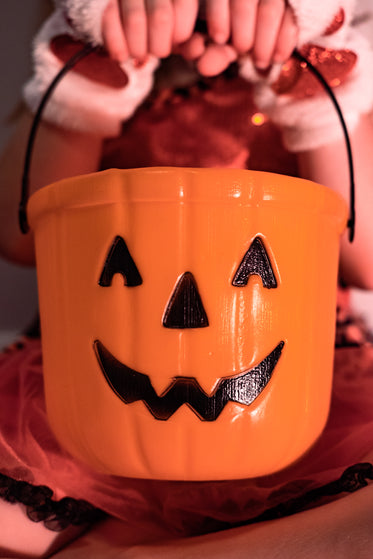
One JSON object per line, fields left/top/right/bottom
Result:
{"left": 172, "top": 0, "right": 199, "bottom": 45}
{"left": 175, "top": 32, "right": 206, "bottom": 60}
{"left": 119, "top": 0, "right": 148, "bottom": 60}
{"left": 102, "top": 0, "right": 129, "bottom": 61}
{"left": 196, "top": 43, "right": 237, "bottom": 76}
{"left": 205, "top": 0, "right": 231, "bottom": 45}
{"left": 252, "top": 0, "right": 286, "bottom": 69}
{"left": 273, "top": 6, "right": 298, "bottom": 64}
{"left": 230, "top": 0, "right": 258, "bottom": 54}
{"left": 145, "top": 0, "right": 174, "bottom": 57}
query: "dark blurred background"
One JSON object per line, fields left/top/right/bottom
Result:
{"left": 0, "top": 1, "right": 49, "bottom": 345}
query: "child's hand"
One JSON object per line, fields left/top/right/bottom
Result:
{"left": 102, "top": 0, "right": 199, "bottom": 61}
{"left": 101, "top": 0, "right": 298, "bottom": 77}
{"left": 179, "top": 0, "right": 298, "bottom": 76}
{"left": 207, "top": 0, "right": 297, "bottom": 67}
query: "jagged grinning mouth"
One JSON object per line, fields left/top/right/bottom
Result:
{"left": 94, "top": 340, "right": 284, "bottom": 421}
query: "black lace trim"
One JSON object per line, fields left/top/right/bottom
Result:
{"left": 1, "top": 464, "right": 372, "bottom": 534}
{"left": 244, "top": 462, "right": 373, "bottom": 527}
{"left": 0, "top": 474, "right": 105, "bottom": 531}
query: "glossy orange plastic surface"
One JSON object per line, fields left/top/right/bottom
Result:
{"left": 28, "top": 167, "right": 348, "bottom": 480}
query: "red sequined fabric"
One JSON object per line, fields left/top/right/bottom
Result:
{"left": 102, "top": 71, "right": 298, "bottom": 175}
{"left": 272, "top": 44, "right": 357, "bottom": 99}
{"left": 324, "top": 8, "right": 346, "bottom": 36}
{"left": 50, "top": 35, "right": 129, "bottom": 88}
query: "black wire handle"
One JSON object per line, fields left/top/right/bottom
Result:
{"left": 19, "top": 43, "right": 97, "bottom": 234}
{"left": 292, "top": 49, "right": 355, "bottom": 242}
{"left": 19, "top": 46, "right": 355, "bottom": 242}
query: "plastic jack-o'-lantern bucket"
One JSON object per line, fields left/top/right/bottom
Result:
{"left": 27, "top": 167, "right": 347, "bottom": 480}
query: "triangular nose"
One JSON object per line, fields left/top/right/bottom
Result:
{"left": 163, "top": 272, "right": 209, "bottom": 329}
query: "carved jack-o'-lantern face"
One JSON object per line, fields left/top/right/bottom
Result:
{"left": 29, "top": 168, "right": 347, "bottom": 480}
{"left": 95, "top": 235, "right": 284, "bottom": 422}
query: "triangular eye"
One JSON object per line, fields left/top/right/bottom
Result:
{"left": 232, "top": 237, "right": 277, "bottom": 289}
{"left": 99, "top": 236, "right": 142, "bottom": 287}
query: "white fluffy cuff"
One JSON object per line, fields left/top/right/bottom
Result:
{"left": 288, "top": 0, "right": 356, "bottom": 46}
{"left": 240, "top": 31, "right": 373, "bottom": 152}
{"left": 54, "top": 0, "right": 110, "bottom": 45}
{"left": 23, "top": 10, "right": 159, "bottom": 137}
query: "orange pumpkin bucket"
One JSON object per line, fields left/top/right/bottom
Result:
{"left": 27, "top": 167, "right": 347, "bottom": 480}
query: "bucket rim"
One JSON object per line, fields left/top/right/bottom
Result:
{"left": 28, "top": 167, "right": 348, "bottom": 231}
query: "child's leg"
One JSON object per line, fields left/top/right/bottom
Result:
{"left": 0, "top": 498, "right": 88, "bottom": 559}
